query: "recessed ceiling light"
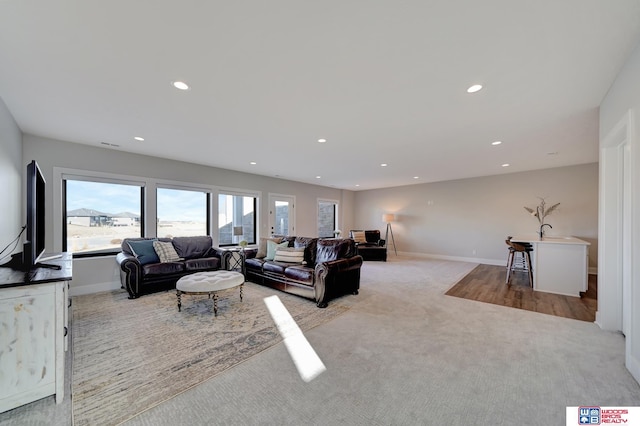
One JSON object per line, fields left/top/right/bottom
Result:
{"left": 250, "top": 161, "right": 257, "bottom": 165}
{"left": 467, "top": 84, "right": 483, "bottom": 93}
{"left": 502, "top": 163, "right": 510, "bottom": 167}
{"left": 172, "top": 81, "right": 190, "bottom": 90}
{"left": 413, "top": 176, "right": 419, "bottom": 179}
{"left": 317, "top": 138, "right": 327, "bottom": 143}
{"left": 316, "top": 176, "right": 321, "bottom": 179}
{"left": 355, "top": 184, "right": 360, "bottom": 187}
{"left": 134, "top": 136, "right": 144, "bottom": 141}
{"left": 380, "top": 163, "right": 388, "bottom": 167}
{"left": 491, "top": 141, "right": 502, "bottom": 146}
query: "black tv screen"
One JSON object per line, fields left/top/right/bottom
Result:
{"left": 24, "top": 160, "right": 46, "bottom": 269}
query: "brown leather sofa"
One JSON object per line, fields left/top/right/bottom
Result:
{"left": 116, "top": 236, "right": 221, "bottom": 299}
{"left": 244, "top": 237, "right": 363, "bottom": 308}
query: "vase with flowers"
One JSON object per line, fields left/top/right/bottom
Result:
{"left": 524, "top": 197, "right": 560, "bottom": 237}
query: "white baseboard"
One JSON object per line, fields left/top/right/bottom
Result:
{"left": 396, "top": 251, "right": 599, "bottom": 275}
{"left": 69, "top": 281, "right": 121, "bottom": 297}
{"left": 396, "top": 250, "right": 505, "bottom": 266}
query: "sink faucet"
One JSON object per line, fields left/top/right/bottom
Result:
{"left": 539, "top": 223, "right": 552, "bottom": 238}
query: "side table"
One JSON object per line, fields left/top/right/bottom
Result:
{"left": 217, "top": 247, "right": 246, "bottom": 277}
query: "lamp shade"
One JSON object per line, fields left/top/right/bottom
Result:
{"left": 382, "top": 213, "right": 396, "bottom": 223}
{"left": 233, "top": 226, "right": 243, "bottom": 236}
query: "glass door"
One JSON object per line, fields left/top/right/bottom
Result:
{"left": 268, "top": 194, "right": 295, "bottom": 237}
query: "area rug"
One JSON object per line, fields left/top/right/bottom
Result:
{"left": 71, "top": 282, "right": 350, "bottom": 426}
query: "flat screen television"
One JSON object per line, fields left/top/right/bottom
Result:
{"left": 23, "top": 160, "right": 47, "bottom": 269}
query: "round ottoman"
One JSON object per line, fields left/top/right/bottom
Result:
{"left": 176, "top": 270, "right": 244, "bottom": 316}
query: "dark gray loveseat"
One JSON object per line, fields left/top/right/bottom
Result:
{"left": 116, "top": 236, "right": 221, "bottom": 299}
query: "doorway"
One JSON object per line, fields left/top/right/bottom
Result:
{"left": 268, "top": 194, "right": 295, "bottom": 237}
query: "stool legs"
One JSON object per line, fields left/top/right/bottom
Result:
{"left": 506, "top": 249, "right": 514, "bottom": 284}
{"left": 506, "top": 249, "right": 533, "bottom": 287}
{"left": 525, "top": 251, "right": 533, "bottom": 288}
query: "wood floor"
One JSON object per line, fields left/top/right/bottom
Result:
{"left": 445, "top": 263, "right": 597, "bottom": 322}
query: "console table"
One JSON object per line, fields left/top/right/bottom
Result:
{"left": 0, "top": 253, "right": 72, "bottom": 413}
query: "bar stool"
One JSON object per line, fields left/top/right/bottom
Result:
{"left": 505, "top": 238, "right": 533, "bottom": 287}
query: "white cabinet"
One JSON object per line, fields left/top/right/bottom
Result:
{"left": 0, "top": 254, "right": 71, "bottom": 413}
{"left": 511, "top": 236, "right": 590, "bottom": 297}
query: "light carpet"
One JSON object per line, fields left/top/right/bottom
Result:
{"left": 71, "top": 282, "right": 349, "bottom": 426}
{"left": 122, "top": 257, "right": 640, "bottom": 426}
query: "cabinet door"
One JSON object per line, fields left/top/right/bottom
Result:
{"left": 0, "top": 285, "right": 56, "bottom": 412}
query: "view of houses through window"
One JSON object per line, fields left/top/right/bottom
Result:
{"left": 63, "top": 176, "right": 258, "bottom": 255}
{"left": 64, "top": 179, "right": 142, "bottom": 255}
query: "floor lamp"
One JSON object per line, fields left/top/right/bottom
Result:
{"left": 382, "top": 214, "right": 397, "bottom": 255}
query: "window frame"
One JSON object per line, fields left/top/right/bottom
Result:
{"left": 217, "top": 188, "right": 259, "bottom": 247}
{"left": 53, "top": 169, "right": 265, "bottom": 256}
{"left": 155, "top": 184, "right": 211, "bottom": 239}
{"left": 317, "top": 198, "right": 339, "bottom": 238}
{"left": 58, "top": 172, "right": 146, "bottom": 257}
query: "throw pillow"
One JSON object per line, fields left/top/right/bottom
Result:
{"left": 127, "top": 239, "right": 160, "bottom": 265}
{"left": 273, "top": 247, "right": 305, "bottom": 263}
{"left": 265, "top": 240, "right": 289, "bottom": 261}
{"left": 351, "top": 231, "right": 366, "bottom": 243}
{"left": 153, "top": 240, "right": 183, "bottom": 263}
{"left": 256, "top": 236, "right": 283, "bottom": 258}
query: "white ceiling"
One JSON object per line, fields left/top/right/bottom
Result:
{"left": 1, "top": 1, "right": 640, "bottom": 190}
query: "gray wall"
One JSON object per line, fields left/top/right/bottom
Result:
{"left": 3, "top": 108, "right": 598, "bottom": 293}
{"left": 0, "top": 96, "right": 22, "bottom": 260}
{"left": 22, "top": 134, "right": 356, "bottom": 294}
{"left": 354, "top": 163, "right": 599, "bottom": 267}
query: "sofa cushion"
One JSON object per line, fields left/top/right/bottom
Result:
{"left": 143, "top": 262, "right": 185, "bottom": 276}
{"left": 256, "top": 236, "right": 283, "bottom": 258}
{"left": 294, "top": 237, "right": 318, "bottom": 265}
{"left": 184, "top": 257, "right": 220, "bottom": 271}
{"left": 172, "top": 236, "right": 213, "bottom": 259}
{"left": 153, "top": 240, "right": 183, "bottom": 263}
{"left": 316, "top": 239, "right": 352, "bottom": 264}
{"left": 127, "top": 239, "right": 160, "bottom": 265}
{"left": 265, "top": 240, "right": 289, "bottom": 261}
{"left": 245, "top": 257, "right": 265, "bottom": 272}
{"left": 274, "top": 247, "right": 305, "bottom": 263}
{"left": 263, "top": 261, "right": 287, "bottom": 274}
{"left": 284, "top": 266, "right": 314, "bottom": 285}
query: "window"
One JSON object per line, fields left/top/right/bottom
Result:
{"left": 318, "top": 199, "right": 338, "bottom": 238}
{"left": 63, "top": 179, "right": 143, "bottom": 256}
{"left": 157, "top": 187, "right": 209, "bottom": 238}
{"left": 219, "top": 193, "right": 256, "bottom": 246}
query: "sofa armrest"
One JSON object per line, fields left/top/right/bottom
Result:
{"left": 243, "top": 248, "right": 258, "bottom": 260}
{"left": 314, "top": 255, "right": 363, "bottom": 307}
{"left": 116, "top": 252, "right": 143, "bottom": 299}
